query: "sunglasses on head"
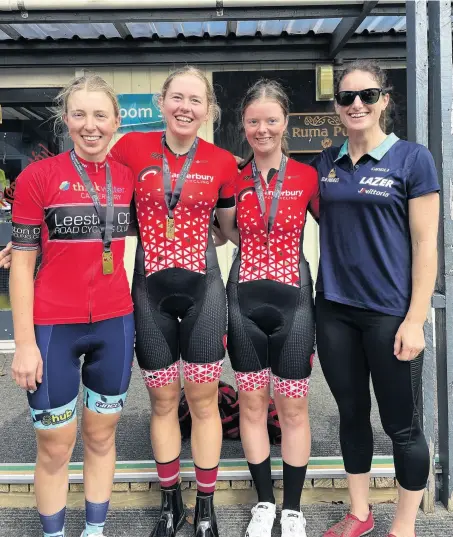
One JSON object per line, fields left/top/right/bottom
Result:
{"left": 335, "top": 88, "right": 387, "bottom": 107}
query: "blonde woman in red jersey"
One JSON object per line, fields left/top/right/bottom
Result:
{"left": 109, "top": 67, "right": 238, "bottom": 537}
{"left": 10, "top": 74, "right": 135, "bottom": 537}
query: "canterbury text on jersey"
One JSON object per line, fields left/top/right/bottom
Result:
{"left": 110, "top": 131, "right": 237, "bottom": 275}
{"left": 233, "top": 158, "right": 319, "bottom": 287}
{"left": 12, "top": 151, "right": 134, "bottom": 325}
{"left": 313, "top": 134, "right": 440, "bottom": 316}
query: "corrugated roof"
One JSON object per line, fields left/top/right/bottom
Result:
{"left": 0, "top": 16, "right": 408, "bottom": 41}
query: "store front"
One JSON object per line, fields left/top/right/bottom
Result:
{"left": 0, "top": 1, "right": 452, "bottom": 510}
{"left": 0, "top": 65, "right": 408, "bottom": 333}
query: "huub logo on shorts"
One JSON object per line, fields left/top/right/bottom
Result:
{"left": 139, "top": 165, "right": 162, "bottom": 182}
{"left": 35, "top": 409, "right": 74, "bottom": 427}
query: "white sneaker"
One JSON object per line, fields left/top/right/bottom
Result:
{"left": 245, "top": 502, "right": 276, "bottom": 537}
{"left": 280, "top": 509, "right": 307, "bottom": 537}
{"left": 80, "top": 531, "right": 105, "bottom": 537}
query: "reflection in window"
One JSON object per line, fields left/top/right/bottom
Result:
{"left": 0, "top": 103, "right": 61, "bottom": 310}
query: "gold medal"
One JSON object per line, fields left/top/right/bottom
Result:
{"left": 166, "top": 217, "right": 175, "bottom": 240}
{"left": 102, "top": 250, "right": 114, "bottom": 275}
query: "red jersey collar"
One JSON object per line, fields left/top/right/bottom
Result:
{"left": 72, "top": 151, "right": 107, "bottom": 174}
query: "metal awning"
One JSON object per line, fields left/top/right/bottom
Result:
{"left": 0, "top": 16, "right": 408, "bottom": 41}
{"left": 0, "top": 1, "right": 415, "bottom": 66}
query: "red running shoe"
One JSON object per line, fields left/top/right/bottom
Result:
{"left": 323, "top": 509, "right": 374, "bottom": 537}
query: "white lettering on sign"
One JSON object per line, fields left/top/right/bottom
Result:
{"left": 120, "top": 107, "right": 154, "bottom": 120}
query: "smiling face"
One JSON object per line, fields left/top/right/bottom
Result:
{"left": 335, "top": 69, "right": 389, "bottom": 134}
{"left": 159, "top": 74, "right": 210, "bottom": 140}
{"left": 64, "top": 88, "right": 120, "bottom": 162}
{"left": 243, "top": 99, "right": 288, "bottom": 158}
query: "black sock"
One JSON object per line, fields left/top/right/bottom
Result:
{"left": 282, "top": 461, "right": 307, "bottom": 511}
{"left": 248, "top": 456, "right": 275, "bottom": 504}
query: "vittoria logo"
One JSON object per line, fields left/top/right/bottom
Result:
{"left": 139, "top": 165, "right": 161, "bottom": 182}
{"left": 151, "top": 152, "right": 163, "bottom": 159}
{"left": 243, "top": 175, "right": 253, "bottom": 181}
{"left": 238, "top": 187, "right": 255, "bottom": 202}
{"left": 358, "top": 187, "right": 390, "bottom": 198}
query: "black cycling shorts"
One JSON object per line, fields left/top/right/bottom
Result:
{"left": 132, "top": 266, "right": 227, "bottom": 388}
{"left": 227, "top": 278, "right": 315, "bottom": 397}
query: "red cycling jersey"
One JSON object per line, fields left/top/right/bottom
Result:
{"left": 235, "top": 158, "right": 319, "bottom": 287}
{"left": 12, "top": 151, "right": 134, "bottom": 325}
{"left": 111, "top": 131, "right": 237, "bottom": 275}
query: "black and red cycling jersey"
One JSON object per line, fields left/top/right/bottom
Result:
{"left": 110, "top": 131, "right": 237, "bottom": 275}
{"left": 234, "top": 158, "right": 319, "bottom": 287}
{"left": 12, "top": 151, "right": 134, "bottom": 325}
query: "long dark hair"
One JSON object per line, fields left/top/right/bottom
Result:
{"left": 239, "top": 79, "right": 290, "bottom": 170}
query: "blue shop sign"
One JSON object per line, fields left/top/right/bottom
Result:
{"left": 118, "top": 94, "right": 164, "bottom": 133}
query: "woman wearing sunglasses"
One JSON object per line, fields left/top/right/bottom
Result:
{"left": 313, "top": 60, "right": 439, "bottom": 537}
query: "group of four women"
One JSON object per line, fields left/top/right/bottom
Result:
{"left": 4, "top": 60, "right": 439, "bottom": 537}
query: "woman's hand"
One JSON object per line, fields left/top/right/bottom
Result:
{"left": 11, "top": 343, "right": 43, "bottom": 391}
{"left": 394, "top": 319, "right": 425, "bottom": 361}
{"left": 234, "top": 155, "right": 244, "bottom": 167}
{"left": 0, "top": 241, "right": 12, "bottom": 268}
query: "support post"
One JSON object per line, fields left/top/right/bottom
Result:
{"left": 406, "top": 0, "right": 435, "bottom": 514}
{"left": 428, "top": 0, "right": 453, "bottom": 511}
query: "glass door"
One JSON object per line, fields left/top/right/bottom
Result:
{"left": 0, "top": 88, "right": 62, "bottom": 347}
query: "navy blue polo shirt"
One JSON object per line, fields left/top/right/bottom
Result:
{"left": 313, "top": 133, "right": 439, "bottom": 316}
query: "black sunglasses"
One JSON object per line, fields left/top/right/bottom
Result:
{"left": 335, "top": 88, "right": 388, "bottom": 107}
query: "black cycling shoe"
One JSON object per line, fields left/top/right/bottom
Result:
{"left": 194, "top": 494, "right": 219, "bottom": 537}
{"left": 150, "top": 483, "right": 186, "bottom": 537}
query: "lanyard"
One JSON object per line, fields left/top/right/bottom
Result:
{"left": 70, "top": 150, "right": 114, "bottom": 251}
{"left": 162, "top": 134, "right": 198, "bottom": 219}
{"left": 70, "top": 150, "right": 115, "bottom": 275}
{"left": 251, "top": 155, "right": 287, "bottom": 234}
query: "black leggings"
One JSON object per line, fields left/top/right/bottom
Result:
{"left": 315, "top": 293, "right": 429, "bottom": 491}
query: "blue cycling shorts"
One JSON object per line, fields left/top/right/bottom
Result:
{"left": 28, "top": 313, "right": 135, "bottom": 430}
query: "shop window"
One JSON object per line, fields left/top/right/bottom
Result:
{"left": 0, "top": 103, "right": 62, "bottom": 312}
